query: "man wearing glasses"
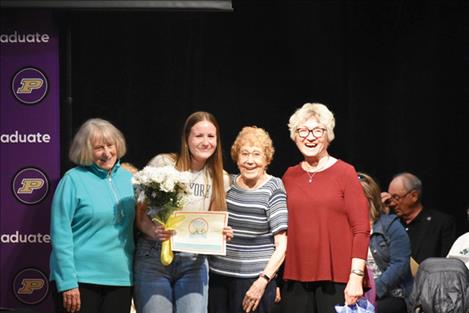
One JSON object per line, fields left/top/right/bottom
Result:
{"left": 381, "top": 172, "right": 457, "bottom": 264}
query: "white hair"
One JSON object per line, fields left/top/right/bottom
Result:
{"left": 69, "top": 118, "right": 126, "bottom": 166}
{"left": 288, "top": 103, "right": 336, "bottom": 142}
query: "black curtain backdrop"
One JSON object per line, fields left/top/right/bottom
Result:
{"left": 58, "top": 0, "right": 467, "bottom": 233}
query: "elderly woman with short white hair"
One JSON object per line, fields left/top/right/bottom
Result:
{"left": 209, "top": 126, "right": 288, "bottom": 313}
{"left": 279, "top": 103, "right": 370, "bottom": 312}
{"left": 49, "top": 118, "right": 135, "bottom": 313}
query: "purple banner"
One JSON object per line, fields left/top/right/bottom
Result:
{"left": 1, "top": 10, "right": 60, "bottom": 313}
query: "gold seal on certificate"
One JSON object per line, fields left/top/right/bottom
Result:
{"left": 171, "top": 211, "right": 228, "bottom": 255}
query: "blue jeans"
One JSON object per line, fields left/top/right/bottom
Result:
{"left": 134, "top": 238, "right": 208, "bottom": 313}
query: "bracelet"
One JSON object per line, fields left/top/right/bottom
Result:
{"left": 351, "top": 269, "right": 365, "bottom": 277}
{"left": 259, "top": 272, "right": 271, "bottom": 282}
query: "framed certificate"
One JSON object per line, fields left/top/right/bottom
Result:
{"left": 171, "top": 211, "right": 228, "bottom": 255}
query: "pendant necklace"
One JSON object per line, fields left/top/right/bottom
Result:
{"left": 307, "top": 171, "right": 317, "bottom": 183}
{"left": 304, "top": 155, "right": 330, "bottom": 183}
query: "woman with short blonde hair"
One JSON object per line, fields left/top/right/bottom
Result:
{"left": 230, "top": 126, "right": 275, "bottom": 165}
{"left": 50, "top": 118, "right": 134, "bottom": 313}
{"left": 69, "top": 118, "right": 126, "bottom": 165}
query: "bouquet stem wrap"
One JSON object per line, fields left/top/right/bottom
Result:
{"left": 153, "top": 214, "right": 186, "bottom": 266}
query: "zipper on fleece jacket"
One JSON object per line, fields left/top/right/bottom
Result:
{"left": 107, "top": 172, "right": 125, "bottom": 223}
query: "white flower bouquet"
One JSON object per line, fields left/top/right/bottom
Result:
{"left": 132, "top": 165, "right": 192, "bottom": 222}
{"left": 132, "top": 165, "right": 192, "bottom": 265}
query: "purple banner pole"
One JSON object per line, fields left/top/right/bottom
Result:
{"left": 1, "top": 10, "right": 60, "bottom": 313}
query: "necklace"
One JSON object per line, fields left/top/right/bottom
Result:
{"left": 306, "top": 171, "right": 318, "bottom": 183}
{"left": 190, "top": 168, "right": 204, "bottom": 184}
{"left": 303, "top": 155, "right": 330, "bottom": 183}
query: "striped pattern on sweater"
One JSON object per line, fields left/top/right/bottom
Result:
{"left": 209, "top": 175, "right": 288, "bottom": 278}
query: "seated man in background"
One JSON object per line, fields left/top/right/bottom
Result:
{"left": 381, "top": 172, "right": 456, "bottom": 264}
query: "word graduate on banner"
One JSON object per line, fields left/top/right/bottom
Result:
{"left": 1, "top": 10, "right": 60, "bottom": 313}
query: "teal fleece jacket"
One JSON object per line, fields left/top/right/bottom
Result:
{"left": 49, "top": 161, "right": 135, "bottom": 292}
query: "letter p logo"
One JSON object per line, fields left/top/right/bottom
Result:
{"left": 13, "top": 268, "right": 49, "bottom": 304}
{"left": 13, "top": 168, "right": 49, "bottom": 205}
{"left": 17, "top": 279, "right": 45, "bottom": 295}
{"left": 16, "top": 78, "right": 44, "bottom": 94}
{"left": 12, "top": 68, "right": 48, "bottom": 105}
{"left": 17, "top": 178, "right": 44, "bottom": 194}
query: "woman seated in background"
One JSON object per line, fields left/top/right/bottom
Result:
{"left": 358, "top": 172, "right": 413, "bottom": 313}
{"left": 209, "top": 126, "right": 288, "bottom": 313}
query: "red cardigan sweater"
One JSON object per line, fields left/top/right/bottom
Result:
{"left": 282, "top": 160, "right": 370, "bottom": 283}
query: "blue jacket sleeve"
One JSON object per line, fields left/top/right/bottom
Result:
{"left": 375, "top": 218, "right": 411, "bottom": 298}
{"left": 49, "top": 174, "right": 79, "bottom": 292}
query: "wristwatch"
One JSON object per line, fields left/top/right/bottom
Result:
{"left": 259, "top": 272, "right": 271, "bottom": 282}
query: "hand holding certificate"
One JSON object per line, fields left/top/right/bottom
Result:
{"left": 171, "top": 211, "right": 228, "bottom": 255}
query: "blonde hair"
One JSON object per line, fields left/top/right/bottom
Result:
{"left": 176, "top": 111, "right": 226, "bottom": 211}
{"left": 230, "top": 126, "right": 275, "bottom": 165}
{"left": 358, "top": 172, "right": 385, "bottom": 223}
{"left": 288, "top": 103, "right": 335, "bottom": 142}
{"left": 69, "top": 118, "right": 126, "bottom": 166}
{"left": 121, "top": 162, "right": 138, "bottom": 174}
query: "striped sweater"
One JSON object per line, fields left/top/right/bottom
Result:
{"left": 209, "top": 175, "right": 288, "bottom": 277}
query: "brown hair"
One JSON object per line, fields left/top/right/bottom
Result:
{"left": 358, "top": 172, "right": 385, "bottom": 223}
{"left": 176, "top": 112, "right": 226, "bottom": 211}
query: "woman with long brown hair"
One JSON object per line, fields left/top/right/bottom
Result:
{"left": 134, "top": 111, "right": 231, "bottom": 313}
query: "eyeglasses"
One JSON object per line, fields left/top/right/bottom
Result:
{"left": 239, "top": 150, "right": 264, "bottom": 160}
{"left": 296, "top": 127, "right": 327, "bottom": 139}
{"left": 389, "top": 189, "right": 415, "bottom": 202}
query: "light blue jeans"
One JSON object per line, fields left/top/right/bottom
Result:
{"left": 134, "top": 238, "right": 208, "bottom": 313}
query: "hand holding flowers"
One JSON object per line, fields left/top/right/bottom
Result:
{"left": 132, "top": 165, "right": 192, "bottom": 265}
